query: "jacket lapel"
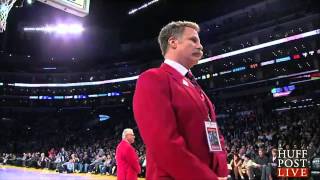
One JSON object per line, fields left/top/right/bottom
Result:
{"left": 160, "top": 63, "right": 208, "bottom": 115}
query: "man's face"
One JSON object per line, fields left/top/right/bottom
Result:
{"left": 244, "top": 156, "right": 249, "bottom": 161}
{"left": 126, "top": 131, "right": 135, "bottom": 144}
{"left": 272, "top": 150, "right": 277, "bottom": 157}
{"left": 259, "top": 150, "right": 264, "bottom": 157}
{"left": 174, "top": 27, "right": 203, "bottom": 69}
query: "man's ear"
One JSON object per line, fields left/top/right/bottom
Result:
{"left": 168, "top": 36, "right": 177, "bottom": 49}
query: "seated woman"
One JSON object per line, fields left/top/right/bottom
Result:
{"left": 230, "top": 153, "right": 243, "bottom": 180}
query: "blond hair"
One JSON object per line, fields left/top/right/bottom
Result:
{"left": 158, "top": 21, "right": 200, "bottom": 56}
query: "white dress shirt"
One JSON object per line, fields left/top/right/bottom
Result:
{"left": 164, "top": 59, "right": 189, "bottom": 76}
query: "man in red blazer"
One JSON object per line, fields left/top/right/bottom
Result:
{"left": 133, "top": 21, "right": 228, "bottom": 180}
{"left": 116, "top": 128, "right": 141, "bottom": 180}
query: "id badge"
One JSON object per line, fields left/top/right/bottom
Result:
{"left": 204, "top": 121, "right": 222, "bottom": 152}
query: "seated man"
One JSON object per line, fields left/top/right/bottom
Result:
{"left": 88, "top": 154, "right": 104, "bottom": 173}
{"left": 100, "top": 154, "right": 114, "bottom": 175}
{"left": 21, "top": 153, "right": 29, "bottom": 167}
{"left": 253, "top": 148, "right": 269, "bottom": 180}
{"left": 62, "top": 159, "right": 75, "bottom": 173}
{"left": 37, "top": 153, "right": 49, "bottom": 169}
{"left": 239, "top": 154, "right": 259, "bottom": 180}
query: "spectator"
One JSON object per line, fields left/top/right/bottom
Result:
{"left": 239, "top": 154, "right": 259, "bottom": 180}
{"left": 230, "top": 153, "right": 242, "bottom": 180}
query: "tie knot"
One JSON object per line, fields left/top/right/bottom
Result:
{"left": 186, "top": 71, "right": 200, "bottom": 88}
{"left": 186, "top": 71, "right": 195, "bottom": 81}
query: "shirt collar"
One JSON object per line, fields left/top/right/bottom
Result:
{"left": 164, "top": 59, "right": 189, "bottom": 76}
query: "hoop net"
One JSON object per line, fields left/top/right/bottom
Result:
{"left": 0, "top": 0, "right": 17, "bottom": 32}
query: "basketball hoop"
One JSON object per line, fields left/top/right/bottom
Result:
{"left": 0, "top": 0, "right": 17, "bottom": 32}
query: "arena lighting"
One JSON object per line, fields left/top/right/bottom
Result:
{"left": 302, "top": 52, "right": 308, "bottom": 58}
{"left": 29, "top": 96, "right": 38, "bottom": 99}
{"left": 232, "top": 66, "right": 246, "bottom": 72}
{"left": 210, "top": 69, "right": 318, "bottom": 92}
{"left": 311, "top": 72, "right": 320, "bottom": 78}
{"left": 128, "top": 0, "right": 159, "bottom": 15}
{"left": 39, "top": 96, "right": 52, "bottom": 100}
{"left": 73, "top": 95, "right": 87, "bottom": 99}
{"left": 250, "top": 64, "right": 258, "bottom": 69}
{"left": 219, "top": 70, "right": 232, "bottom": 75}
{"left": 198, "top": 29, "right": 320, "bottom": 64}
{"left": 65, "top": 95, "right": 73, "bottom": 99}
{"left": 272, "top": 90, "right": 292, "bottom": 97}
{"left": 201, "top": 50, "right": 308, "bottom": 77}
{"left": 43, "top": 67, "right": 57, "bottom": 70}
{"left": 29, "top": 92, "right": 121, "bottom": 100}
{"left": 271, "top": 85, "right": 295, "bottom": 94}
{"left": 27, "top": 0, "right": 33, "bottom": 5}
{"left": 275, "top": 104, "right": 317, "bottom": 112}
{"left": 309, "top": 51, "right": 315, "bottom": 55}
{"left": 0, "top": 82, "right": 3, "bottom": 86}
{"left": 12, "top": 75, "right": 139, "bottom": 87}
{"left": 274, "top": 107, "right": 291, "bottom": 111}
{"left": 23, "top": 24, "right": 84, "bottom": 34}
{"left": 293, "top": 54, "right": 301, "bottom": 59}
{"left": 13, "top": 70, "right": 319, "bottom": 100}
{"left": 290, "top": 77, "right": 320, "bottom": 85}
{"left": 276, "top": 56, "right": 291, "bottom": 63}
{"left": 99, "top": 115, "right": 110, "bottom": 122}
{"left": 9, "top": 29, "right": 320, "bottom": 88}
{"left": 53, "top": 96, "right": 64, "bottom": 99}
{"left": 98, "top": 93, "right": 108, "bottom": 97}
{"left": 261, "top": 60, "right": 275, "bottom": 66}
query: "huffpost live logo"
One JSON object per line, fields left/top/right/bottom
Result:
{"left": 277, "top": 149, "right": 310, "bottom": 178}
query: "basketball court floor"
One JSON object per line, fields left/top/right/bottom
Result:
{"left": 0, "top": 165, "right": 145, "bottom": 180}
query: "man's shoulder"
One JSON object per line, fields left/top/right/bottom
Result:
{"left": 119, "top": 140, "right": 132, "bottom": 147}
{"left": 117, "top": 140, "right": 125, "bottom": 148}
{"left": 140, "top": 67, "right": 165, "bottom": 76}
{"left": 116, "top": 141, "right": 128, "bottom": 151}
{"left": 138, "top": 67, "right": 168, "bottom": 82}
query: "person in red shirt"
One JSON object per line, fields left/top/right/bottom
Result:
{"left": 116, "top": 128, "right": 141, "bottom": 180}
{"left": 133, "top": 21, "right": 228, "bottom": 180}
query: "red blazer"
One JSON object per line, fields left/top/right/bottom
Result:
{"left": 116, "top": 140, "right": 141, "bottom": 180}
{"left": 133, "top": 63, "right": 228, "bottom": 180}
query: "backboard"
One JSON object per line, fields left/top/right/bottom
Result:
{"left": 0, "top": 0, "right": 89, "bottom": 32}
{"left": 37, "top": 0, "right": 90, "bottom": 17}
